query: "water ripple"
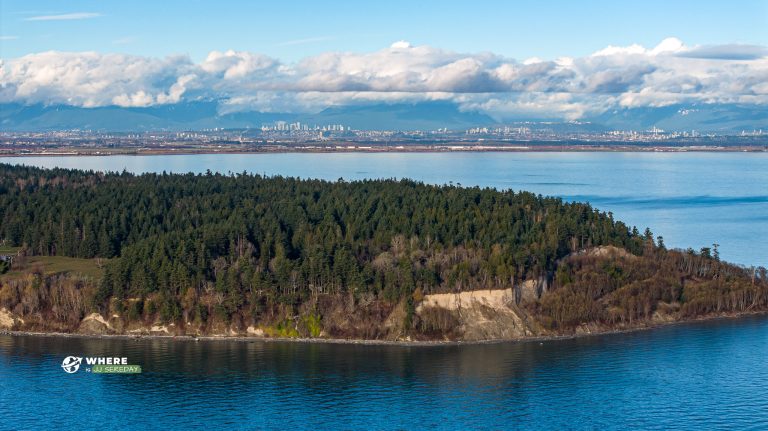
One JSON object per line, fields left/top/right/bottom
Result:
{"left": 2, "top": 316, "right": 768, "bottom": 429}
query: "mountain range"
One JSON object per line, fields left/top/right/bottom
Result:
{"left": 0, "top": 101, "right": 765, "bottom": 133}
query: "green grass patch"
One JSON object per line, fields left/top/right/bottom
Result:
{"left": 0, "top": 246, "right": 20, "bottom": 254}
{"left": 303, "top": 313, "right": 322, "bottom": 338}
{"left": 0, "top": 256, "right": 106, "bottom": 281}
{"left": 265, "top": 319, "right": 300, "bottom": 338}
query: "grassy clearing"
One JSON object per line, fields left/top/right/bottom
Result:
{"left": 0, "top": 246, "right": 20, "bottom": 254}
{"left": 1, "top": 256, "right": 106, "bottom": 281}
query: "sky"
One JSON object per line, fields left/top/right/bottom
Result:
{"left": 1, "top": 0, "right": 767, "bottom": 119}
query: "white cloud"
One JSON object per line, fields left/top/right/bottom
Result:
{"left": 651, "top": 37, "right": 685, "bottom": 55}
{"left": 1, "top": 38, "right": 766, "bottom": 119}
{"left": 0, "top": 36, "right": 20, "bottom": 41}
{"left": 592, "top": 44, "right": 646, "bottom": 57}
{"left": 592, "top": 38, "right": 684, "bottom": 57}
{"left": 24, "top": 12, "right": 102, "bottom": 21}
{"left": 0, "top": 51, "right": 194, "bottom": 107}
{"left": 390, "top": 40, "right": 412, "bottom": 49}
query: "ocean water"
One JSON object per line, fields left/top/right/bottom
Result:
{"left": 2, "top": 316, "right": 768, "bottom": 430}
{"left": 2, "top": 152, "right": 766, "bottom": 267}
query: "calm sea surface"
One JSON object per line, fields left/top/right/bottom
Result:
{"left": 2, "top": 152, "right": 766, "bottom": 267}
{"left": 1, "top": 317, "right": 768, "bottom": 430}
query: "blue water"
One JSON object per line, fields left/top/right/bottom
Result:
{"left": 2, "top": 316, "right": 768, "bottom": 430}
{"left": 2, "top": 152, "right": 766, "bottom": 267}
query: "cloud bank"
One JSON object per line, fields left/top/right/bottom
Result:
{"left": 24, "top": 12, "right": 102, "bottom": 21}
{"left": 1, "top": 38, "right": 766, "bottom": 120}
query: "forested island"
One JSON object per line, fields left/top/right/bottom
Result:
{"left": 1, "top": 163, "right": 766, "bottom": 341}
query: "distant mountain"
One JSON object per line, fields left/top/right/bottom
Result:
{"left": 0, "top": 102, "right": 291, "bottom": 132}
{"left": 0, "top": 101, "right": 495, "bottom": 132}
{"left": 0, "top": 101, "right": 765, "bottom": 132}
{"left": 301, "top": 102, "right": 495, "bottom": 131}
{"left": 588, "top": 104, "right": 768, "bottom": 133}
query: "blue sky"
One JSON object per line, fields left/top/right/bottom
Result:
{"left": 2, "top": 0, "right": 766, "bottom": 61}
{"left": 1, "top": 0, "right": 766, "bottom": 118}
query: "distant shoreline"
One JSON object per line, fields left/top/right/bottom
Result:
{"left": 2, "top": 145, "right": 767, "bottom": 158}
{"left": 4, "top": 310, "right": 767, "bottom": 347}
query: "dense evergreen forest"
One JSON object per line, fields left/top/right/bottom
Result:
{"left": 1, "top": 163, "right": 766, "bottom": 339}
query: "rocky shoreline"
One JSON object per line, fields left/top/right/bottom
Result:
{"left": 3, "top": 309, "right": 766, "bottom": 347}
